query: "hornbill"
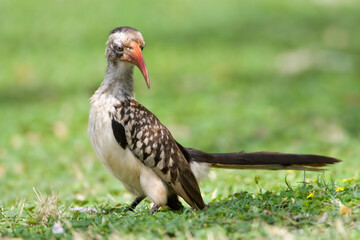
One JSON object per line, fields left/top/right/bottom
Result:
{"left": 88, "top": 26, "right": 340, "bottom": 213}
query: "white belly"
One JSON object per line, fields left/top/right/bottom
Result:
{"left": 88, "top": 94, "right": 169, "bottom": 205}
{"left": 88, "top": 110, "right": 144, "bottom": 196}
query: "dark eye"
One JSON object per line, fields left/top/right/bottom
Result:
{"left": 114, "top": 45, "right": 123, "bottom": 52}
{"left": 140, "top": 46, "right": 144, "bottom": 51}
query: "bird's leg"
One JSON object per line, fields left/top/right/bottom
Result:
{"left": 166, "top": 194, "right": 184, "bottom": 211}
{"left": 124, "top": 196, "right": 145, "bottom": 212}
{"left": 150, "top": 204, "right": 161, "bottom": 214}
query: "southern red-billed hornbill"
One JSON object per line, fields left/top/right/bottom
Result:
{"left": 88, "top": 26, "right": 340, "bottom": 213}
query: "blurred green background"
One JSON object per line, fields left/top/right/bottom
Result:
{"left": 0, "top": 0, "right": 359, "bottom": 206}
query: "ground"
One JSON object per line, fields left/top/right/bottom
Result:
{"left": 1, "top": 0, "right": 360, "bottom": 239}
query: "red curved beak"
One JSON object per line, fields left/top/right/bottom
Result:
{"left": 124, "top": 41, "right": 150, "bottom": 89}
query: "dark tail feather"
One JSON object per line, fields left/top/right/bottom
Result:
{"left": 185, "top": 148, "right": 341, "bottom": 172}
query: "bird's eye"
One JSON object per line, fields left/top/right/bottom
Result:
{"left": 140, "top": 46, "right": 144, "bottom": 51}
{"left": 114, "top": 45, "right": 123, "bottom": 52}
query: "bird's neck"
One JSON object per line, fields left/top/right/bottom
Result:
{"left": 100, "top": 61, "right": 135, "bottom": 99}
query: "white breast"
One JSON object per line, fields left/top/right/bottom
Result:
{"left": 88, "top": 92, "right": 169, "bottom": 206}
{"left": 88, "top": 92, "right": 146, "bottom": 197}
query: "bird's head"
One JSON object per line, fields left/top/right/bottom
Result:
{"left": 106, "top": 26, "right": 150, "bottom": 88}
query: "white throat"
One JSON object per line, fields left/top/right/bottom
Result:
{"left": 100, "top": 61, "right": 135, "bottom": 99}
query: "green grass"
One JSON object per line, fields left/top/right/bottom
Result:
{"left": 2, "top": 181, "right": 360, "bottom": 239}
{"left": 1, "top": 0, "right": 360, "bottom": 239}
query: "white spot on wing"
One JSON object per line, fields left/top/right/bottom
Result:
{"left": 136, "top": 131, "right": 143, "bottom": 139}
{"left": 144, "top": 157, "right": 155, "bottom": 167}
{"left": 145, "top": 146, "right": 151, "bottom": 154}
{"left": 160, "top": 151, "right": 165, "bottom": 160}
{"left": 157, "top": 159, "right": 165, "bottom": 169}
{"left": 169, "top": 158, "right": 174, "bottom": 167}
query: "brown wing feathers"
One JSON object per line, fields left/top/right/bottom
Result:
{"left": 113, "top": 99, "right": 205, "bottom": 209}
{"left": 185, "top": 147, "right": 340, "bottom": 171}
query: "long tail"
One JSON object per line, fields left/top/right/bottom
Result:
{"left": 185, "top": 148, "right": 340, "bottom": 172}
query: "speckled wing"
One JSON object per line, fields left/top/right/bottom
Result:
{"left": 112, "top": 99, "right": 205, "bottom": 209}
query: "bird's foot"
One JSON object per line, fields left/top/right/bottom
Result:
{"left": 150, "top": 204, "right": 161, "bottom": 214}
